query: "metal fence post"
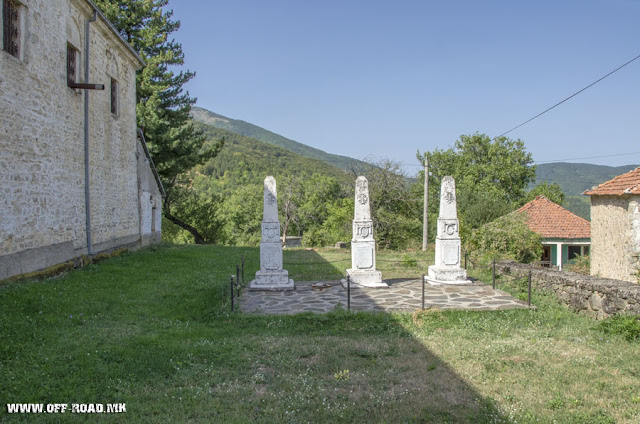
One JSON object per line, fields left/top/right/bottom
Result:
{"left": 528, "top": 269, "right": 532, "bottom": 307}
{"left": 421, "top": 273, "right": 425, "bottom": 310}
{"left": 236, "top": 265, "right": 240, "bottom": 298}
{"left": 492, "top": 258, "right": 496, "bottom": 290}
{"left": 464, "top": 252, "right": 467, "bottom": 270}
{"left": 347, "top": 275, "right": 351, "bottom": 311}
{"left": 230, "top": 275, "right": 234, "bottom": 312}
{"left": 241, "top": 256, "right": 245, "bottom": 285}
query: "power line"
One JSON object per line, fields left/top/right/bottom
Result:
{"left": 533, "top": 151, "right": 640, "bottom": 164}
{"left": 493, "top": 53, "right": 640, "bottom": 140}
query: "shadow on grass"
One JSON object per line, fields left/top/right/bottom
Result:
{"left": 240, "top": 248, "right": 507, "bottom": 422}
{"left": 0, "top": 244, "right": 507, "bottom": 423}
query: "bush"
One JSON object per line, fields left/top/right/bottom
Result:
{"left": 464, "top": 212, "right": 542, "bottom": 264}
{"left": 598, "top": 314, "right": 640, "bottom": 341}
{"left": 565, "top": 254, "right": 590, "bottom": 275}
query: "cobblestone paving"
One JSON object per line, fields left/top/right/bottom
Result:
{"left": 240, "top": 278, "right": 529, "bottom": 314}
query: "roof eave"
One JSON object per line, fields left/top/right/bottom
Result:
{"left": 85, "top": 0, "right": 146, "bottom": 68}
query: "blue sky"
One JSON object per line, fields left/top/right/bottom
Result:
{"left": 170, "top": 0, "right": 640, "bottom": 176}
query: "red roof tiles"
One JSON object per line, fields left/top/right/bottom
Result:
{"left": 583, "top": 166, "right": 640, "bottom": 196}
{"left": 517, "top": 196, "right": 590, "bottom": 239}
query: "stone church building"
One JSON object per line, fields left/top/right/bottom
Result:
{"left": 1, "top": 0, "right": 163, "bottom": 280}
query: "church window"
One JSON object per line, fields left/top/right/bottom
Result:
{"left": 2, "top": 0, "right": 20, "bottom": 58}
{"left": 110, "top": 78, "right": 118, "bottom": 116}
{"left": 67, "top": 43, "right": 78, "bottom": 87}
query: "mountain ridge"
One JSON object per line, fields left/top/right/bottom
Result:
{"left": 535, "top": 162, "right": 639, "bottom": 196}
{"left": 191, "top": 106, "right": 370, "bottom": 172}
{"left": 190, "top": 106, "right": 638, "bottom": 221}
{"left": 535, "top": 162, "right": 639, "bottom": 220}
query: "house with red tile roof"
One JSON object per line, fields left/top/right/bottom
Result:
{"left": 517, "top": 196, "right": 591, "bottom": 270}
{"left": 583, "top": 166, "right": 640, "bottom": 283}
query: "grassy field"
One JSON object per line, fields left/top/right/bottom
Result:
{"left": 1, "top": 244, "right": 639, "bottom": 423}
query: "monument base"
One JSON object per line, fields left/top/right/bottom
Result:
{"left": 342, "top": 269, "right": 388, "bottom": 288}
{"left": 249, "top": 270, "right": 295, "bottom": 291}
{"left": 427, "top": 265, "right": 470, "bottom": 286}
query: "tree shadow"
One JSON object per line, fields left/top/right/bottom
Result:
{"left": 235, "top": 247, "right": 508, "bottom": 423}
{"left": 0, "top": 244, "right": 509, "bottom": 423}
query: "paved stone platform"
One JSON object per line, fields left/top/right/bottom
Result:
{"left": 240, "top": 278, "right": 529, "bottom": 314}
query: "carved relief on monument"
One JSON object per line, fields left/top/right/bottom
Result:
{"left": 440, "top": 220, "right": 458, "bottom": 237}
{"left": 442, "top": 179, "right": 456, "bottom": 204}
{"left": 262, "top": 223, "right": 280, "bottom": 240}
{"left": 356, "top": 178, "right": 368, "bottom": 192}
{"left": 354, "top": 222, "right": 373, "bottom": 239}
{"left": 356, "top": 178, "right": 369, "bottom": 205}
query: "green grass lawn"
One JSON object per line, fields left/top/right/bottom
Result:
{"left": 1, "top": 244, "right": 639, "bottom": 423}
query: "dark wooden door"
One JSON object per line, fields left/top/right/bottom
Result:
{"left": 542, "top": 246, "right": 551, "bottom": 266}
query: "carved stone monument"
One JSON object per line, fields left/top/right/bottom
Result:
{"left": 427, "top": 176, "right": 469, "bottom": 285}
{"left": 249, "top": 176, "right": 294, "bottom": 291}
{"left": 344, "top": 176, "right": 387, "bottom": 287}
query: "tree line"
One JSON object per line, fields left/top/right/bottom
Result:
{"left": 95, "top": 0, "right": 564, "bottom": 261}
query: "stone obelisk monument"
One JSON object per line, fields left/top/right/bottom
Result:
{"left": 345, "top": 176, "right": 387, "bottom": 287}
{"left": 249, "top": 176, "right": 294, "bottom": 291}
{"left": 427, "top": 176, "right": 469, "bottom": 285}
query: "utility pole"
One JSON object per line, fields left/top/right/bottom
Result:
{"left": 422, "top": 157, "right": 429, "bottom": 251}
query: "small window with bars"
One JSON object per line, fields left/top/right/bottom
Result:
{"left": 2, "top": 0, "right": 20, "bottom": 58}
{"left": 67, "top": 43, "right": 78, "bottom": 87}
{"left": 110, "top": 78, "right": 118, "bottom": 116}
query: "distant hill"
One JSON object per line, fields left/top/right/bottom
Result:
{"left": 191, "top": 106, "right": 370, "bottom": 172}
{"left": 194, "top": 122, "right": 350, "bottom": 187}
{"left": 534, "top": 162, "right": 639, "bottom": 220}
{"left": 535, "top": 162, "right": 639, "bottom": 196}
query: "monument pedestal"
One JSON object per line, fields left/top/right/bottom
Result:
{"left": 426, "top": 265, "right": 470, "bottom": 286}
{"left": 343, "top": 269, "right": 386, "bottom": 288}
{"left": 249, "top": 270, "right": 294, "bottom": 291}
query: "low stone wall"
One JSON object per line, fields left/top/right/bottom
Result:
{"left": 496, "top": 260, "right": 640, "bottom": 318}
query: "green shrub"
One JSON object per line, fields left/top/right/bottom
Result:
{"left": 464, "top": 212, "right": 542, "bottom": 265}
{"left": 401, "top": 255, "right": 418, "bottom": 267}
{"left": 598, "top": 314, "right": 640, "bottom": 341}
{"left": 565, "top": 254, "right": 590, "bottom": 275}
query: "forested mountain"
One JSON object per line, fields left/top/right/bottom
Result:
{"left": 191, "top": 106, "right": 370, "bottom": 172}
{"left": 165, "top": 121, "right": 421, "bottom": 248}
{"left": 535, "top": 163, "right": 639, "bottom": 196}
{"left": 195, "top": 122, "right": 351, "bottom": 186}
{"left": 534, "top": 162, "right": 639, "bottom": 220}
{"left": 161, "top": 122, "right": 358, "bottom": 246}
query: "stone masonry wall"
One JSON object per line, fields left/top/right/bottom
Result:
{"left": 496, "top": 260, "right": 640, "bottom": 318}
{"left": 590, "top": 195, "right": 640, "bottom": 283}
{"left": 136, "top": 137, "right": 162, "bottom": 245}
{"left": 0, "top": 0, "right": 144, "bottom": 279}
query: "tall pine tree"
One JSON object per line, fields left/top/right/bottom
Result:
{"left": 94, "top": 0, "right": 223, "bottom": 242}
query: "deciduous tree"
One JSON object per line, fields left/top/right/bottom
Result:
{"left": 417, "top": 133, "right": 536, "bottom": 235}
{"left": 523, "top": 182, "right": 565, "bottom": 206}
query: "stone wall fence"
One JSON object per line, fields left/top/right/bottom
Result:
{"left": 495, "top": 260, "right": 640, "bottom": 318}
